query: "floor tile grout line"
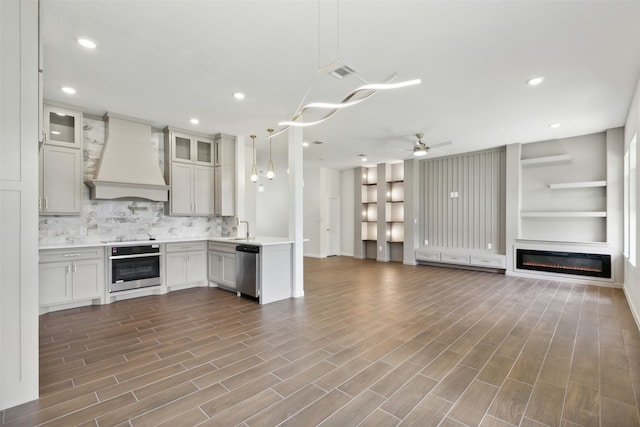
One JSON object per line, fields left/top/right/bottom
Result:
{"left": 452, "top": 279, "right": 559, "bottom": 426}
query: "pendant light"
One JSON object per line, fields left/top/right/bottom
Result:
{"left": 266, "top": 128, "right": 275, "bottom": 180}
{"left": 250, "top": 135, "right": 258, "bottom": 183}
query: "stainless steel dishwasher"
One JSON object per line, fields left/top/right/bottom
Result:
{"left": 235, "top": 244, "right": 260, "bottom": 298}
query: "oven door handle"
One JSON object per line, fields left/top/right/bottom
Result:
{"left": 109, "top": 253, "right": 162, "bottom": 260}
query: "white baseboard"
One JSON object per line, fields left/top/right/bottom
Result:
{"left": 304, "top": 253, "right": 323, "bottom": 258}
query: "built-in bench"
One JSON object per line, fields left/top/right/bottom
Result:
{"left": 415, "top": 248, "right": 506, "bottom": 271}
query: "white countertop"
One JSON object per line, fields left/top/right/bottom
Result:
{"left": 39, "top": 236, "right": 293, "bottom": 250}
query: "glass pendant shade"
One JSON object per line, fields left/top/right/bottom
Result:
{"left": 250, "top": 135, "right": 258, "bottom": 183}
{"left": 266, "top": 128, "right": 274, "bottom": 180}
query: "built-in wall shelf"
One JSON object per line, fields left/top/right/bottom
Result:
{"left": 516, "top": 238, "right": 609, "bottom": 247}
{"left": 356, "top": 163, "right": 404, "bottom": 261}
{"left": 521, "top": 154, "right": 572, "bottom": 167}
{"left": 520, "top": 211, "right": 607, "bottom": 218}
{"left": 548, "top": 181, "right": 606, "bottom": 189}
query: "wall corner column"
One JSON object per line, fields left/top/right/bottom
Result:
{"left": 504, "top": 143, "right": 521, "bottom": 273}
{"left": 288, "top": 126, "right": 304, "bottom": 298}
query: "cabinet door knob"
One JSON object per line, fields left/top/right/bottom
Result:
{"left": 73, "top": 263, "right": 77, "bottom": 273}
{"left": 44, "top": 197, "right": 49, "bottom": 210}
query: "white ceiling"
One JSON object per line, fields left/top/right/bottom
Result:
{"left": 42, "top": 0, "right": 640, "bottom": 171}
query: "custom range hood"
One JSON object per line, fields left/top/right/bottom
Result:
{"left": 87, "top": 112, "right": 169, "bottom": 201}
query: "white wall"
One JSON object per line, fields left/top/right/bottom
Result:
{"left": 247, "top": 139, "right": 290, "bottom": 238}
{"left": 625, "top": 75, "right": 640, "bottom": 328}
{"left": 0, "top": 0, "right": 40, "bottom": 409}
{"left": 341, "top": 170, "right": 354, "bottom": 256}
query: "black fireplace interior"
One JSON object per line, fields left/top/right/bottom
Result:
{"left": 516, "top": 249, "right": 611, "bottom": 278}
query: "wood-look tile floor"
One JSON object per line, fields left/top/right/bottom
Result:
{"left": 2, "top": 256, "right": 640, "bottom": 426}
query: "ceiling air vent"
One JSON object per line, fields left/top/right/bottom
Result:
{"left": 330, "top": 64, "right": 357, "bottom": 80}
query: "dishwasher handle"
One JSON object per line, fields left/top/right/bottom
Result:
{"left": 236, "top": 245, "right": 260, "bottom": 254}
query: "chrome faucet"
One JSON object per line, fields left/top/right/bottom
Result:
{"left": 239, "top": 220, "right": 250, "bottom": 239}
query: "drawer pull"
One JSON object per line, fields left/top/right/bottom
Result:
{"left": 64, "top": 253, "right": 81, "bottom": 257}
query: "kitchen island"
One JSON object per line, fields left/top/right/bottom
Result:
{"left": 38, "top": 236, "right": 295, "bottom": 313}
{"left": 208, "top": 236, "right": 294, "bottom": 305}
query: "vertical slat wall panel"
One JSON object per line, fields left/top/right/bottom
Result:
{"left": 423, "top": 149, "right": 505, "bottom": 251}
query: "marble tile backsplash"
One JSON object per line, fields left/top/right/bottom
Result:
{"left": 39, "top": 117, "right": 236, "bottom": 245}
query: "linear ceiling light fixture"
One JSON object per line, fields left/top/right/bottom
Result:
{"left": 266, "top": 128, "right": 275, "bottom": 180}
{"left": 250, "top": 135, "right": 258, "bottom": 183}
{"left": 278, "top": 75, "right": 421, "bottom": 129}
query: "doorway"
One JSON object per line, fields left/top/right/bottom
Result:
{"left": 326, "top": 197, "right": 340, "bottom": 256}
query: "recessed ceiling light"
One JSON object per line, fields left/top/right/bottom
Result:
{"left": 302, "top": 142, "right": 310, "bottom": 147}
{"left": 548, "top": 123, "right": 560, "bottom": 128}
{"left": 527, "top": 76, "right": 545, "bottom": 86}
{"left": 233, "top": 92, "right": 245, "bottom": 100}
{"left": 190, "top": 118, "right": 199, "bottom": 125}
{"left": 77, "top": 38, "right": 96, "bottom": 49}
{"left": 61, "top": 86, "right": 76, "bottom": 95}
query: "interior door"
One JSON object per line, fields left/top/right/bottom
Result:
{"left": 326, "top": 197, "right": 340, "bottom": 256}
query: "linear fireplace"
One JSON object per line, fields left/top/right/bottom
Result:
{"left": 516, "top": 249, "right": 611, "bottom": 279}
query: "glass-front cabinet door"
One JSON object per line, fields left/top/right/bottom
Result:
{"left": 195, "top": 137, "right": 214, "bottom": 165}
{"left": 173, "top": 134, "right": 192, "bottom": 162}
{"left": 171, "top": 131, "right": 213, "bottom": 165}
{"left": 43, "top": 105, "right": 83, "bottom": 149}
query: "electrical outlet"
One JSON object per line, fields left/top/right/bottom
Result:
{"left": 487, "top": 243, "right": 492, "bottom": 250}
{"left": 80, "top": 227, "right": 87, "bottom": 236}
{"left": 379, "top": 245, "right": 383, "bottom": 251}
{"left": 424, "top": 239, "right": 428, "bottom": 245}
{"left": 449, "top": 191, "right": 459, "bottom": 198}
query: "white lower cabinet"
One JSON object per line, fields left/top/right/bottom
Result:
{"left": 208, "top": 241, "right": 236, "bottom": 290}
{"left": 39, "top": 247, "right": 104, "bottom": 311}
{"left": 165, "top": 241, "right": 207, "bottom": 289}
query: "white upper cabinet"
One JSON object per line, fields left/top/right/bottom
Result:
{"left": 39, "top": 145, "right": 82, "bottom": 215}
{"left": 164, "top": 127, "right": 216, "bottom": 216}
{"left": 214, "top": 133, "right": 236, "bottom": 216}
{"left": 40, "top": 103, "right": 83, "bottom": 215}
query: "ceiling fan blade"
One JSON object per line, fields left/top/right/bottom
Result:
{"left": 428, "top": 140, "right": 452, "bottom": 149}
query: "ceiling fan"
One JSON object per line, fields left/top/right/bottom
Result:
{"left": 412, "top": 133, "right": 452, "bottom": 157}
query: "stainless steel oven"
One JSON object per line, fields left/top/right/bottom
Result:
{"left": 108, "top": 244, "right": 162, "bottom": 292}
